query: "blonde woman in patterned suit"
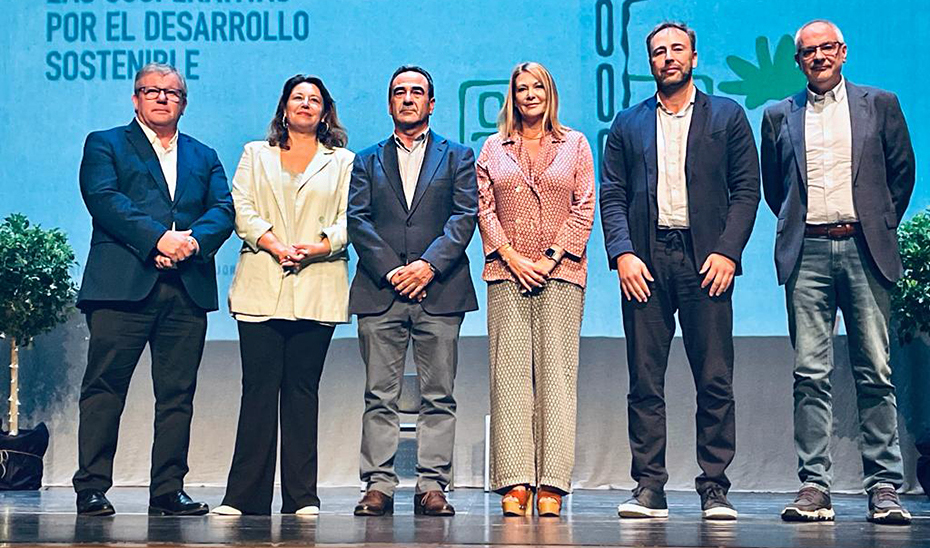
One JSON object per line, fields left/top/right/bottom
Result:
{"left": 476, "top": 62, "right": 596, "bottom": 517}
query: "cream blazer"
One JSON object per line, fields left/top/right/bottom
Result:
{"left": 228, "top": 141, "right": 354, "bottom": 323}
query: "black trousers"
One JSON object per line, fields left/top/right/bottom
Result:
{"left": 221, "top": 319, "right": 335, "bottom": 514}
{"left": 73, "top": 276, "right": 207, "bottom": 497}
{"left": 620, "top": 229, "right": 735, "bottom": 494}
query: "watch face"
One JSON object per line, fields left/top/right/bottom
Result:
{"left": 545, "top": 248, "right": 555, "bottom": 258}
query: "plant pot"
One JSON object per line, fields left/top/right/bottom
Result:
{"left": 0, "top": 422, "right": 48, "bottom": 490}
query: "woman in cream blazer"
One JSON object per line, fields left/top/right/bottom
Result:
{"left": 216, "top": 75, "right": 353, "bottom": 516}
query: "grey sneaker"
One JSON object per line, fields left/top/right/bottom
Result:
{"left": 867, "top": 484, "right": 911, "bottom": 525}
{"left": 700, "top": 484, "right": 737, "bottom": 520}
{"left": 617, "top": 486, "right": 668, "bottom": 518}
{"left": 781, "top": 485, "right": 834, "bottom": 522}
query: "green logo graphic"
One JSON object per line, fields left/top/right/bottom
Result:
{"left": 718, "top": 35, "right": 806, "bottom": 109}
{"left": 458, "top": 79, "right": 509, "bottom": 145}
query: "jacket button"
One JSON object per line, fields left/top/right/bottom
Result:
{"left": 406, "top": 220, "right": 412, "bottom": 227}
{"left": 400, "top": 253, "right": 406, "bottom": 260}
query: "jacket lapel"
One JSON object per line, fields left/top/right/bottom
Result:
{"left": 684, "top": 91, "right": 709, "bottom": 187}
{"left": 259, "top": 145, "right": 287, "bottom": 222}
{"left": 297, "top": 146, "right": 334, "bottom": 192}
{"left": 846, "top": 81, "right": 869, "bottom": 186}
{"left": 124, "top": 120, "right": 171, "bottom": 203}
{"left": 172, "top": 135, "right": 192, "bottom": 204}
{"left": 377, "top": 138, "right": 409, "bottom": 212}
{"left": 407, "top": 132, "right": 448, "bottom": 217}
{"left": 641, "top": 97, "right": 658, "bottom": 204}
{"left": 786, "top": 90, "right": 808, "bottom": 188}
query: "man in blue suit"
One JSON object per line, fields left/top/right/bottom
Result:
{"left": 762, "top": 20, "right": 915, "bottom": 525}
{"left": 600, "top": 22, "right": 760, "bottom": 520}
{"left": 72, "top": 63, "right": 234, "bottom": 516}
{"left": 348, "top": 65, "right": 478, "bottom": 517}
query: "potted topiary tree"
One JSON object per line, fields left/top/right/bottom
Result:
{"left": 890, "top": 208, "right": 930, "bottom": 498}
{"left": 0, "top": 213, "right": 77, "bottom": 489}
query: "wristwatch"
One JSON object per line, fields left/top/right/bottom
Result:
{"left": 544, "top": 247, "right": 564, "bottom": 262}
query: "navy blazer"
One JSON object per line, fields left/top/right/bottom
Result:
{"left": 600, "top": 90, "right": 761, "bottom": 275}
{"left": 77, "top": 119, "right": 234, "bottom": 311}
{"left": 761, "top": 80, "right": 915, "bottom": 285}
{"left": 347, "top": 131, "right": 479, "bottom": 316}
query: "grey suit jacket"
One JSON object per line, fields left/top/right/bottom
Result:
{"left": 761, "top": 80, "right": 915, "bottom": 284}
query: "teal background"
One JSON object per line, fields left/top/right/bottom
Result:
{"left": 2, "top": 0, "right": 927, "bottom": 340}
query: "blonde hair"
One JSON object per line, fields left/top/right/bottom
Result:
{"left": 497, "top": 62, "right": 565, "bottom": 140}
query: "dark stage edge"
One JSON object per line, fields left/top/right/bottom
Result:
{"left": 2, "top": 487, "right": 930, "bottom": 547}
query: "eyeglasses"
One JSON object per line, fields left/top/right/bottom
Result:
{"left": 798, "top": 41, "right": 843, "bottom": 60}
{"left": 135, "top": 86, "right": 186, "bottom": 103}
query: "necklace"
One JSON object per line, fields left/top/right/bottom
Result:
{"left": 520, "top": 132, "right": 544, "bottom": 140}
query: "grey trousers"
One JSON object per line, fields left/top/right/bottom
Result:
{"left": 357, "top": 299, "right": 464, "bottom": 496}
{"left": 487, "top": 280, "right": 584, "bottom": 494}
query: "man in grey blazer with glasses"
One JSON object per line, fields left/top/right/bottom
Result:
{"left": 761, "top": 19, "right": 915, "bottom": 525}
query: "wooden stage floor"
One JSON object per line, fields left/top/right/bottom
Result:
{"left": 2, "top": 487, "right": 929, "bottom": 547}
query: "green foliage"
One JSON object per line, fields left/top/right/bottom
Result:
{"left": 893, "top": 209, "right": 930, "bottom": 344}
{"left": 0, "top": 213, "right": 77, "bottom": 343}
{"left": 719, "top": 35, "right": 806, "bottom": 110}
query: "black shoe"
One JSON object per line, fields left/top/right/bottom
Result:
{"left": 867, "top": 484, "right": 911, "bottom": 525}
{"left": 617, "top": 486, "right": 668, "bottom": 518}
{"left": 148, "top": 490, "right": 209, "bottom": 516}
{"left": 700, "top": 484, "right": 738, "bottom": 520}
{"left": 354, "top": 490, "right": 394, "bottom": 516}
{"left": 781, "top": 485, "right": 834, "bottom": 522}
{"left": 76, "top": 489, "right": 115, "bottom": 516}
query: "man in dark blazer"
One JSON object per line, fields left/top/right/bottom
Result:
{"left": 348, "top": 65, "right": 478, "bottom": 517}
{"left": 600, "top": 22, "right": 760, "bottom": 520}
{"left": 761, "top": 20, "right": 915, "bottom": 525}
{"left": 72, "top": 63, "right": 234, "bottom": 516}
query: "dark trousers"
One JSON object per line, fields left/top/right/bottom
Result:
{"left": 73, "top": 276, "right": 207, "bottom": 497}
{"left": 221, "top": 319, "right": 335, "bottom": 514}
{"left": 620, "top": 229, "right": 735, "bottom": 494}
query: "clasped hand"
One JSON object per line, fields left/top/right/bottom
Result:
{"left": 155, "top": 230, "right": 198, "bottom": 270}
{"left": 271, "top": 241, "right": 330, "bottom": 273}
{"left": 500, "top": 246, "right": 556, "bottom": 293}
{"left": 391, "top": 259, "right": 434, "bottom": 301}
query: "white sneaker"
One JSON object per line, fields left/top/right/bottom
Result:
{"left": 211, "top": 505, "right": 242, "bottom": 516}
{"left": 295, "top": 505, "right": 320, "bottom": 516}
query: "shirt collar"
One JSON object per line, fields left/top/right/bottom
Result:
{"left": 393, "top": 127, "right": 429, "bottom": 152}
{"left": 656, "top": 85, "right": 697, "bottom": 117}
{"left": 136, "top": 116, "right": 179, "bottom": 150}
{"left": 807, "top": 77, "right": 846, "bottom": 105}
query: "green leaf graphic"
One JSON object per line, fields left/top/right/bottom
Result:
{"left": 719, "top": 35, "right": 806, "bottom": 110}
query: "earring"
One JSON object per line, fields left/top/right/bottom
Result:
{"left": 282, "top": 115, "right": 288, "bottom": 129}
{"left": 318, "top": 120, "right": 329, "bottom": 135}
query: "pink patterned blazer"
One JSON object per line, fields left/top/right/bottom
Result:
{"left": 476, "top": 129, "right": 596, "bottom": 288}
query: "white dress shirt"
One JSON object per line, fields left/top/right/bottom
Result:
{"left": 804, "top": 78, "right": 857, "bottom": 224}
{"left": 137, "top": 117, "right": 179, "bottom": 200}
{"left": 656, "top": 86, "right": 696, "bottom": 229}
{"left": 386, "top": 128, "right": 430, "bottom": 282}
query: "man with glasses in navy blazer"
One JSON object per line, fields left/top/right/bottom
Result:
{"left": 762, "top": 20, "right": 915, "bottom": 525}
{"left": 73, "top": 63, "right": 234, "bottom": 517}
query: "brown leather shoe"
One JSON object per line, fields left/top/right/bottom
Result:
{"left": 354, "top": 490, "right": 393, "bottom": 516}
{"left": 414, "top": 490, "right": 455, "bottom": 516}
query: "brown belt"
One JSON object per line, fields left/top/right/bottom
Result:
{"left": 804, "top": 223, "right": 860, "bottom": 239}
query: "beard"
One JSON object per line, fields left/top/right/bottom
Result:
{"left": 654, "top": 63, "right": 693, "bottom": 95}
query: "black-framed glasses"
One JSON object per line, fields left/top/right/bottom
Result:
{"left": 135, "top": 86, "right": 186, "bottom": 103}
{"left": 798, "top": 41, "right": 843, "bottom": 60}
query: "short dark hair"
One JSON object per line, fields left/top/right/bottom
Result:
{"left": 646, "top": 21, "right": 696, "bottom": 54}
{"left": 268, "top": 74, "right": 348, "bottom": 150}
{"left": 388, "top": 65, "right": 435, "bottom": 99}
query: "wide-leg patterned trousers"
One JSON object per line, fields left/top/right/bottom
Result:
{"left": 487, "top": 279, "right": 585, "bottom": 494}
